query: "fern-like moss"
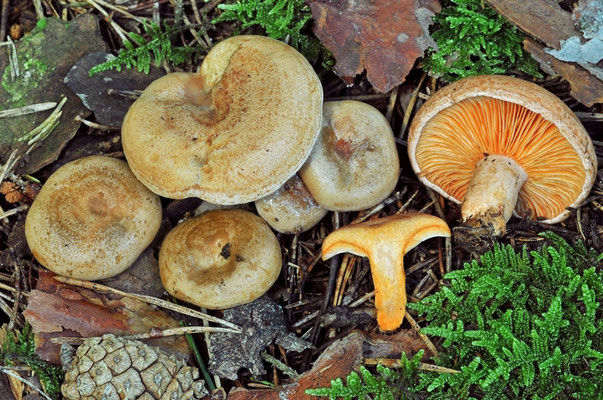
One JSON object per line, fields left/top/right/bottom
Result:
{"left": 1, "top": 324, "right": 64, "bottom": 399}
{"left": 423, "top": 0, "right": 542, "bottom": 81}
{"left": 89, "top": 21, "right": 199, "bottom": 76}
{"left": 307, "top": 233, "right": 602, "bottom": 399}
{"left": 213, "top": 0, "right": 330, "bottom": 65}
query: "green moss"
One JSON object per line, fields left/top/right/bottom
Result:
{"left": 2, "top": 58, "right": 52, "bottom": 108}
{"left": 423, "top": 0, "right": 542, "bottom": 81}
{"left": 36, "top": 18, "right": 47, "bottom": 30}
{"left": 307, "top": 233, "right": 603, "bottom": 399}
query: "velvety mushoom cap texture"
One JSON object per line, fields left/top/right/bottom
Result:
{"left": 159, "top": 209, "right": 282, "bottom": 309}
{"left": 24, "top": 156, "right": 162, "bottom": 281}
{"left": 408, "top": 75, "right": 597, "bottom": 225}
{"left": 299, "top": 100, "right": 400, "bottom": 211}
{"left": 122, "top": 35, "right": 323, "bottom": 204}
{"left": 255, "top": 175, "right": 327, "bottom": 234}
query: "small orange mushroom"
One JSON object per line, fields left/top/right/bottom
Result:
{"left": 322, "top": 213, "right": 450, "bottom": 331}
{"left": 408, "top": 75, "right": 597, "bottom": 236}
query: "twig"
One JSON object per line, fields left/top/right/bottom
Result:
{"left": 385, "top": 85, "right": 399, "bottom": 124}
{"left": 0, "top": 102, "right": 57, "bottom": 119}
{"left": 0, "top": 205, "right": 28, "bottom": 221}
{"left": 0, "top": 367, "right": 53, "bottom": 400}
{"left": 363, "top": 358, "right": 459, "bottom": 374}
{"left": 52, "top": 275, "right": 241, "bottom": 331}
{"left": 0, "top": 0, "right": 9, "bottom": 43}
{"left": 405, "top": 311, "right": 438, "bottom": 358}
{"left": 32, "top": 0, "right": 44, "bottom": 19}
{"left": 260, "top": 351, "right": 300, "bottom": 380}
{"left": 396, "top": 189, "right": 420, "bottom": 214}
{"left": 50, "top": 325, "right": 239, "bottom": 345}
{"left": 19, "top": 97, "right": 67, "bottom": 146}
{"left": 398, "top": 71, "right": 427, "bottom": 139}
{"left": 74, "top": 115, "right": 120, "bottom": 131}
{"left": 325, "top": 93, "right": 391, "bottom": 102}
{"left": 426, "top": 189, "right": 451, "bottom": 273}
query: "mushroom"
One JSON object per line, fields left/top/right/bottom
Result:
{"left": 24, "top": 156, "right": 162, "bottom": 281}
{"left": 408, "top": 75, "right": 597, "bottom": 236}
{"left": 122, "top": 35, "right": 323, "bottom": 204}
{"left": 159, "top": 209, "right": 282, "bottom": 309}
{"left": 299, "top": 100, "right": 400, "bottom": 211}
{"left": 254, "top": 175, "right": 328, "bottom": 234}
{"left": 322, "top": 213, "right": 450, "bottom": 331}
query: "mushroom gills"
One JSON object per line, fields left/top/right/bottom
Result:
{"left": 461, "top": 154, "right": 527, "bottom": 236}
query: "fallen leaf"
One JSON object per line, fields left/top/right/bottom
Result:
{"left": 485, "top": 0, "right": 578, "bottom": 49}
{"left": 0, "top": 373, "right": 16, "bottom": 400}
{"left": 208, "top": 296, "right": 311, "bottom": 380}
{"left": 524, "top": 39, "right": 603, "bottom": 107}
{"left": 309, "top": 0, "right": 441, "bottom": 93}
{"left": 0, "top": 15, "right": 106, "bottom": 174}
{"left": 6, "top": 372, "right": 23, "bottom": 400}
{"left": 486, "top": 0, "right": 603, "bottom": 106}
{"left": 23, "top": 270, "right": 190, "bottom": 364}
{"left": 64, "top": 52, "right": 164, "bottom": 126}
{"left": 226, "top": 329, "right": 431, "bottom": 399}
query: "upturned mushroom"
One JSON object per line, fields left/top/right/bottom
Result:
{"left": 299, "top": 100, "right": 400, "bottom": 211}
{"left": 24, "top": 156, "right": 162, "bottom": 281}
{"left": 408, "top": 75, "right": 597, "bottom": 236}
{"left": 322, "top": 213, "right": 450, "bottom": 331}
{"left": 122, "top": 35, "right": 323, "bottom": 204}
{"left": 159, "top": 209, "right": 282, "bottom": 309}
{"left": 254, "top": 175, "right": 327, "bottom": 234}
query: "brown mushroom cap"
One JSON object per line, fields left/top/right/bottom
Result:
{"left": 408, "top": 75, "right": 597, "bottom": 225}
{"left": 299, "top": 100, "right": 400, "bottom": 211}
{"left": 159, "top": 209, "right": 282, "bottom": 309}
{"left": 254, "top": 175, "right": 328, "bottom": 234}
{"left": 24, "top": 156, "right": 162, "bottom": 281}
{"left": 122, "top": 35, "right": 323, "bottom": 204}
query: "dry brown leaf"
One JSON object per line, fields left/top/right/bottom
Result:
{"left": 226, "top": 329, "right": 431, "bottom": 399}
{"left": 485, "top": 0, "right": 578, "bottom": 49}
{"left": 23, "top": 270, "right": 190, "bottom": 364}
{"left": 6, "top": 372, "right": 23, "bottom": 400}
{"left": 524, "top": 39, "right": 603, "bottom": 107}
{"left": 309, "top": 0, "right": 441, "bottom": 93}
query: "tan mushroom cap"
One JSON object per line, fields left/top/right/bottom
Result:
{"left": 159, "top": 209, "right": 282, "bottom": 309}
{"left": 408, "top": 75, "right": 597, "bottom": 229}
{"left": 24, "top": 156, "right": 162, "bottom": 281}
{"left": 255, "top": 175, "right": 328, "bottom": 234}
{"left": 299, "top": 101, "right": 400, "bottom": 211}
{"left": 122, "top": 35, "right": 323, "bottom": 204}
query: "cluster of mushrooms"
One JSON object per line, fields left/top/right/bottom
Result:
{"left": 24, "top": 35, "right": 596, "bottom": 333}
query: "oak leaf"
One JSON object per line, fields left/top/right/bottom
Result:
{"left": 309, "top": 0, "right": 441, "bottom": 93}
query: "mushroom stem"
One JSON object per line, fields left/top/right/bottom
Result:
{"left": 321, "top": 213, "right": 450, "bottom": 331}
{"left": 461, "top": 154, "right": 527, "bottom": 236}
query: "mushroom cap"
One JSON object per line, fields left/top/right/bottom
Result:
{"left": 159, "top": 209, "right": 282, "bottom": 309}
{"left": 122, "top": 35, "right": 323, "bottom": 204}
{"left": 299, "top": 100, "right": 400, "bottom": 211}
{"left": 408, "top": 75, "right": 597, "bottom": 223}
{"left": 24, "top": 156, "right": 162, "bottom": 281}
{"left": 255, "top": 175, "right": 328, "bottom": 234}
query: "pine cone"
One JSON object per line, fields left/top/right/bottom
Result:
{"left": 62, "top": 334, "right": 208, "bottom": 400}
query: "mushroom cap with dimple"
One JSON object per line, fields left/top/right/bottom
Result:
{"left": 255, "top": 175, "right": 328, "bottom": 234}
{"left": 24, "top": 156, "right": 163, "bottom": 281}
{"left": 407, "top": 75, "right": 597, "bottom": 223}
{"left": 299, "top": 100, "right": 400, "bottom": 211}
{"left": 159, "top": 209, "right": 282, "bottom": 309}
{"left": 122, "top": 35, "right": 323, "bottom": 204}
